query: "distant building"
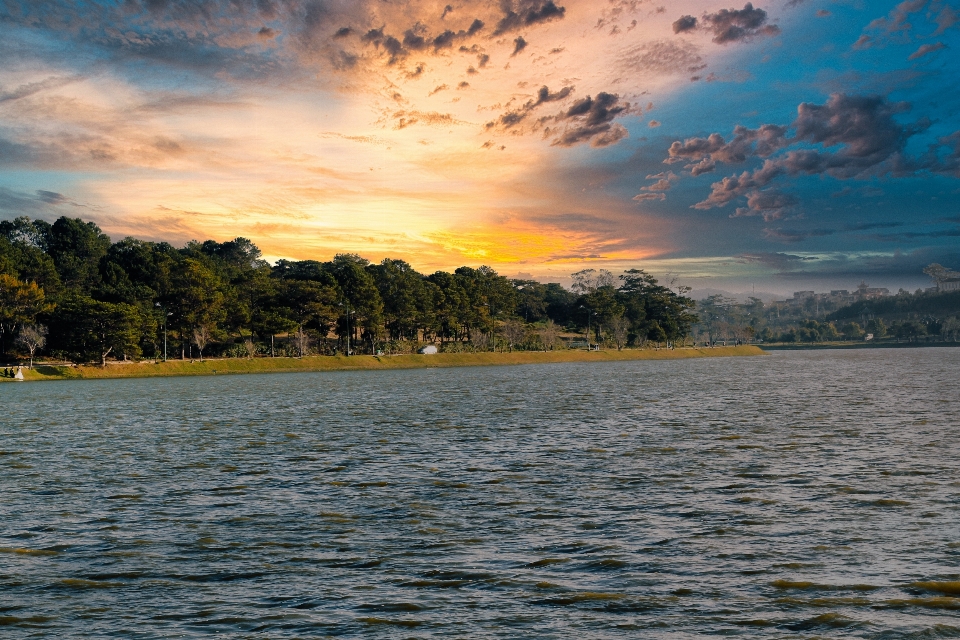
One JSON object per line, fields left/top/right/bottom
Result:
{"left": 855, "top": 281, "right": 890, "bottom": 300}
{"left": 941, "top": 277, "right": 960, "bottom": 293}
{"left": 785, "top": 282, "right": 889, "bottom": 308}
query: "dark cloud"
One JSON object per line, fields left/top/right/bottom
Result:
{"left": 493, "top": 0, "right": 566, "bottom": 36}
{"left": 35, "top": 190, "right": 67, "bottom": 204}
{"left": 512, "top": 36, "right": 528, "bottom": 56}
{"left": 673, "top": 3, "right": 780, "bottom": 45}
{"left": 486, "top": 84, "right": 574, "bottom": 129}
{"left": 549, "top": 92, "right": 632, "bottom": 147}
{"left": 672, "top": 15, "right": 698, "bottom": 34}
{"left": 680, "top": 94, "right": 933, "bottom": 211}
{"left": 789, "top": 94, "right": 923, "bottom": 177}
{"left": 763, "top": 227, "right": 835, "bottom": 243}
{"left": 333, "top": 27, "right": 352, "bottom": 38}
{"left": 667, "top": 124, "right": 789, "bottom": 168}
{"left": 705, "top": 3, "right": 781, "bottom": 44}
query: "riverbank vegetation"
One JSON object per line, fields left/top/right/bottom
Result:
{"left": 692, "top": 289, "right": 960, "bottom": 346}
{"left": 0, "top": 216, "right": 698, "bottom": 366}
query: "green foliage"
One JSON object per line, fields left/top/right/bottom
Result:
{"left": 0, "top": 215, "right": 703, "bottom": 363}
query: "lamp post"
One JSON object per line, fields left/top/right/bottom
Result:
{"left": 580, "top": 305, "right": 593, "bottom": 350}
{"left": 339, "top": 302, "right": 352, "bottom": 356}
{"left": 155, "top": 303, "right": 170, "bottom": 362}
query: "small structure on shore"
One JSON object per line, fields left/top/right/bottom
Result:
{"left": 418, "top": 345, "right": 438, "bottom": 355}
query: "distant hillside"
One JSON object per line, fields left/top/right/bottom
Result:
{"left": 690, "top": 288, "right": 783, "bottom": 304}
{"left": 828, "top": 290, "right": 960, "bottom": 321}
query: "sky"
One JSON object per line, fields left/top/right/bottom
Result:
{"left": 1, "top": 0, "right": 959, "bottom": 295}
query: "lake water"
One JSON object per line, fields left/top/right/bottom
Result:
{"left": 1, "top": 349, "right": 959, "bottom": 638}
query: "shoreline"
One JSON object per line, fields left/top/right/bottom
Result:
{"left": 760, "top": 341, "right": 960, "bottom": 351}
{"left": 2, "top": 346, "right": 765, "bottom": 382}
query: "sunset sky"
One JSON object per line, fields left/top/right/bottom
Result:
{"left": 1, "top": 0, "right": 958, "bottom": 294}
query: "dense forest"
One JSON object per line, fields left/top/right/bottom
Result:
{"left": 0, "top": 216, "right": 699, "bottom": 364}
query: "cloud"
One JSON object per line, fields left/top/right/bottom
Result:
{"left": 632, "top": 193, "right": 666, "bottom": 202}
{"left": 639, "top": 171, "right": 678, "bottom": 193}
{"left": 35, "top": 190, "right": 68, "bottom": 204}
{"left": 486, "top": 84, "right": 574, "bottom": 129}
{"left": 865, "top": 0, "right": 928, "bottom": 34}
{"left": 648, "top": 120, "right": 661, "bottom": 128}
{"left": 0, "top": 75, "right": 83, "bottom": 104}
{"left": 621, "top": 40, "right": 705, "bottom": 76}
{"left": 672, "top": 15, "right": 698, "bottom": 34}
{"left": 512, "top": 36, "right": 528, "bottom": 56}
{"left": 908, "top": 42, "right": 946, "bottom": 60}
{"left": 694, "top": 160, "right": 783, "bottom": 208}
{"left": 844, "top": 221, "right": 904, "bottom": 231}
{"left": 548, "top": 92, "right": 633, "bottom": 147}
{"left": 493, "top": 0, "right": 566, "bottom": 36}
{"left": 736, "top": 252, "right": 818, "bottom": 269}
{"left": 673, "top": 3, "right": 781, "bottom": 45}
{"left": 731, "top": 189, "right": 799, "bottom": 221}
{"left": 667, "top": 124, "right": 789, "bottom": 166}
{"left": 679, "top": 93, "right": 934, "bottom": 211}
{"left": 763, "top": 227, "right": 835, "bottom": 243}
{"left": 389, "top": 110, "right": 459, "bottom": 129}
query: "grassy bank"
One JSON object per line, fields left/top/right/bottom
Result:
{"left": 2, "top": 346, "right": 765, "bottom": 382}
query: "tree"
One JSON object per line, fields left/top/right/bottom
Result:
{"left": 192, "top": 325, "right": 211, "bottom": 361}
{"left": 16, "top": 324, "right": 47, "bottom": 368}
{"left": 609, "top": 315, "right": 629, "bottom": 350}
{"left": 840, "top": 321, "right": 865, "bottom": 340}
{"left": 501, "top": 319, "right": 525, "bottom": 351}
{"left": 923, "top": 263, "right": 958, "bottom": 291}
{"left": 292, "top": 325, "right": 311, "bottom": 357}
{"left": 0, "top": 274, "right": 50, "bottom": 356}
{"left": 865, "top": 318, "right": 887, "bottom": 338}
{"left": 48, "top": 296, "right": 143, "bottom": 365}
{"left": 329, "top": 254, "right": 383, "bottom": 352}
{"left": 538, "top": 319, "right": 560, "bottom": 351}
{"left": 46, "top": 217, "right": 111, "bottom": 291}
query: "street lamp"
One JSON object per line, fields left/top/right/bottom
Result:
{"left": 339, "top": 302, "right": 352, "bottom": 356}
{"left": 155, "top": 302, "right": 171, "bottom": 362}
{"left": 580, "top": 305, "right": 595, "bottom": 350}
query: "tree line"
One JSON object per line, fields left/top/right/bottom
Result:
{"left": 0, "top": 216, "right": 698, "bottom": 364}
{"left": 693, "top": 287, "right": 960, "bottom": 345}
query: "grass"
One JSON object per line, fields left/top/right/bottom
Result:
{"left": 1, "top": 345, "right": 765, "bottom": 383}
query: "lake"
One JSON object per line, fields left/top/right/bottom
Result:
{"left": 1, "top": 348, "right": 958, "bottom": 638}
